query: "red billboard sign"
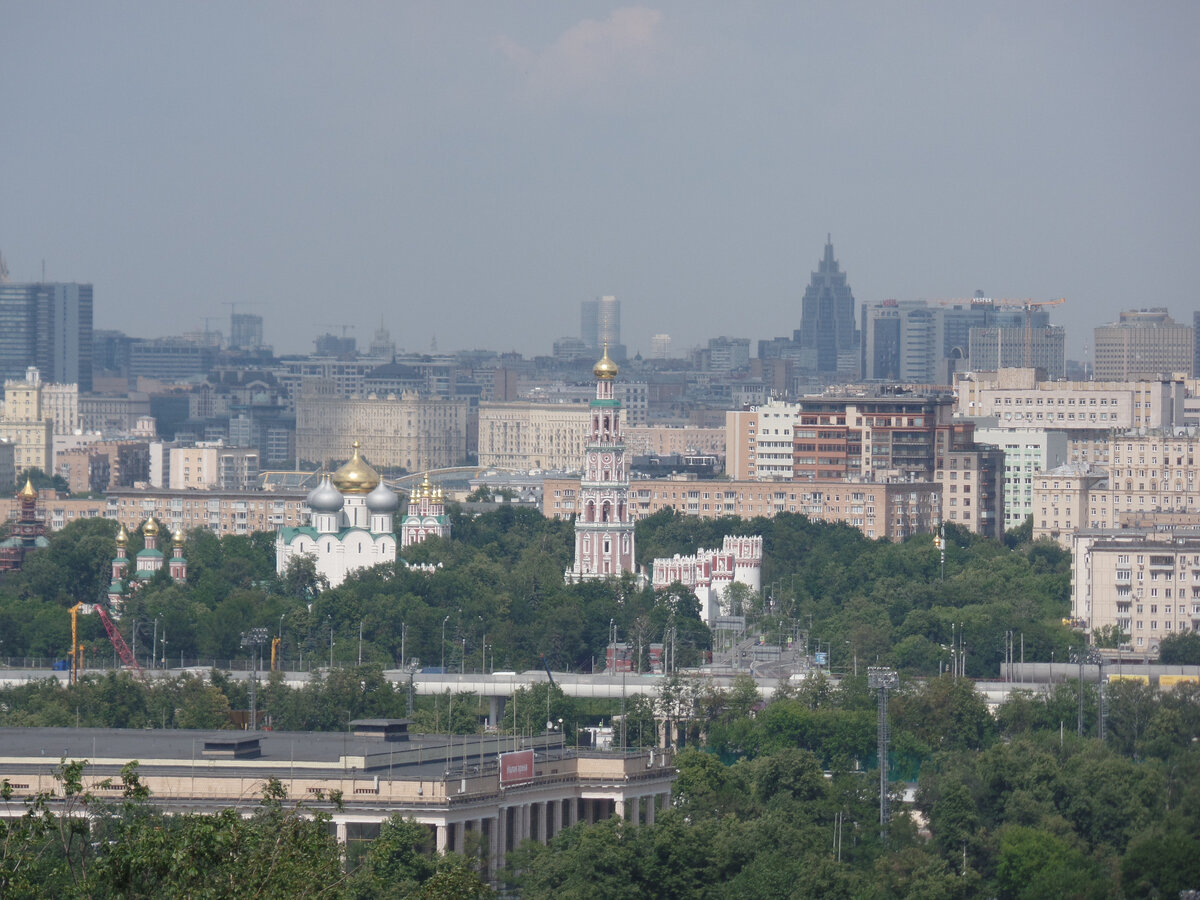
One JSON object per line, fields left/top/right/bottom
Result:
{"left": 500, "top": 749, "right": 535, "bottom": 785}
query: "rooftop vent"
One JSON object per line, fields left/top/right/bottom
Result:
{"left": 350, "top": 719, "right": 411, "bottom": 742}
{"left": 201, "top": 736, "right": 262, "bottom": 759}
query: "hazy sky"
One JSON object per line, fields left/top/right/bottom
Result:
{"left": 4, "top": 2, "right": 1198, "bottom": 360}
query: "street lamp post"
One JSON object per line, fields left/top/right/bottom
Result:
{"left": 441, "top": 615, "right": 450, "bottom": 671}
{"left": 327, "top": 616, "right": 334, "bottom": 669}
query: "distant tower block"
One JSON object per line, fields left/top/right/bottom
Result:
{"left": 651, "top": 334, "right": 671, "bottom": 359}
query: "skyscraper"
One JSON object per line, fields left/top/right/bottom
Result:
{"left": 0, "top": 282, "right": 93, "bottom": 391}
{"left": 580, "top": 295, "right": 624, "bottom": 361}
{"left": 796, "top": 238, "right": 859, "bottom": 378}
{"left": 230, "top": 313, "right": 264, "bottom": 350}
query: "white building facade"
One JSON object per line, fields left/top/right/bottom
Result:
{"left": 275, "top": 442, "right": 398, "bottom": 588}
{"left": 651, "top": 535, "right": 763, "bottom": 625}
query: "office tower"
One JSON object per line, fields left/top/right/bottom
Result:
{"left": 580, "top": 295, "right": 624, "bottom": 360}
{"left": 796, "top": 237, "right": 859, "bottom": 378}
{"left": 230, "top": 313, "right": 264, "bottom": 350}
{"left": 651, "top": 334, "right": 671, "bottom": 359}
{"left": 1093, "top": 309, "right": 1193, "bottom": 379}
{"left": 969, "top": 324, "right": 1065, "bottom": 378}
{"left": 861, "top": 301, "right": 901, "bottom": 381}
{"left": 0, "top": 282, "right": 93, "bottom": 391}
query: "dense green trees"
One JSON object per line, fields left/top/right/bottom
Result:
{"left": 0, "top": 503, "right": 1076, "bottom": 686}
{"left": 0, "top": 767, "right": 494, "bottom": 899}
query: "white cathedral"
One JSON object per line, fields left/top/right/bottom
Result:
{"left": 275, "top": 442, "right": 399, "bottom": 588}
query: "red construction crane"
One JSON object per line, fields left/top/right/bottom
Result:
{"left": 70, "top": 603, "right": 145, "bottom": 683}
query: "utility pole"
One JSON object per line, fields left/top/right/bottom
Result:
{"left": 868, "top": 667, "right": 899, "bottom": 846}
{"left": 241, "top": 628, "right": 268, "bottom": 730}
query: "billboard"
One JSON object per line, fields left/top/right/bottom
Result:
{"left": 500, "top": 749, "right": 535, "bottom": 785}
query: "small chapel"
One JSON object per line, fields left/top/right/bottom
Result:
{"left": 108, "top": 517, "right": 188, "bottom": 605}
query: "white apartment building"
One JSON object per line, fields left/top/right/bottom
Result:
{"left": 1071, "top": 528, "right": 1200, "bottom": 652}
{"left": 974, "top": 427, "right": 1069, "bottom": 530}
{"left": 954, "top": 368, "right": 1186, "bottom": 432}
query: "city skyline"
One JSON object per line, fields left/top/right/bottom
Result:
{"left": 4, "top": 3, "right": 1198, "bottom": 359}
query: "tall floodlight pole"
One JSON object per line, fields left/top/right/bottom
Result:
{"left": 241, "top": 627, "right": 269, "bottom": 730}
{"left": 868, "top": 667, "right": 899, "bottom": 845}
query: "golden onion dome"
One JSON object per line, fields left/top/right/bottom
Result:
{"left": 173, "top": 528, "right": 185, "bottom": 546}
{"left": 143, "top": 516, "right": 160, "bottom": 536}
{"left": 116, "top": 525, "right": 129, "bottom": 546}
{"left": 332, "top": 441, "right": 381, "bottom": 494}
{"left": 18, "top": 478, "right": 37, "bottom": 500}
{"left": 593, "top": 344, "right": 619, "bottom": 380}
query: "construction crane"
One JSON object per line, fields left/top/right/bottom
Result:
{"left": 988, "top": 297, "right": 1067, "bottom": 367}
{"left": 70, "top": 602, "right": 145, "bottom": 684}
{"left": 926, "top": 296, "right": 1067, "bottom": 367}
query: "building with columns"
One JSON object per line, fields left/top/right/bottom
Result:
{"left": 566, "top": 347, "right": 636, "bottom": 582}
{"left": 0, "top": 725, "right": 675, "bottom": 883}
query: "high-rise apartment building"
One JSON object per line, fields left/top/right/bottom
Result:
{"left": 229, "top": 313, "right": 264, "bottom": 350}
{"left": 1093, "top": 309, "right": 1193, "bottom": 380}
{"left": 796, "top": 238, "right": 859, "bottom": 378}
{"left": 0, "top": 282, "right": 93, "bottom": 391}
{"left": 580, "top": 295, "right": 624, "bottom": 361}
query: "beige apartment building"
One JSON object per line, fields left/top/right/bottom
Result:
{"left": 0, "top": 491, "right": 106, "bottom": 531}
{"left": 1034, "top": 429, "right": 1200, "bottom": 546}
{"left": 106, "top": 488, "right": 310, "bottom": 536}
{"left": 168, "top": 444, "right": 260, "bottom": 491}
{"left": 544, "top": 475, "right": 941, "bottom": 542}
{"left": 477, "top": 402, "right": 589, "bottom": 472}
{"left": 623, "top": 425, "right": 726, "bottom": 460}
{"left": 297, "top": 390, "right": 469, "bottom": 473}
{"left": 1071, "top": 528, "right": 1200, "bottom": 652}
{"left": 0, "top": 369, "right": 54, "bottom": 474}
{"left": 954, "top": 368, "right": 1186, "bottom": 432}
{"left": 1093, "top": 309, "right": 1193, "bottom": 380}
{"left": 933, "top": 447, "right": 1006, "bottom": 539}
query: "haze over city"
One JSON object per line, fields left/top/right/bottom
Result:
{"left": 4, "top": 2, "right": 1198, "bottom": 358}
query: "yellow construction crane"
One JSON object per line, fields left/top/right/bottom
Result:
{"left": 69, "top": 602, "right": 90, "bottom": 685}
{"left": 989, "top": 298, "right": 1066, "bottom": 367}
{"left": 69, "top": 601, "right": 144, "bottom": 684}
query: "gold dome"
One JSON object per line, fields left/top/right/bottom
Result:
{"left": 593, "top": 344, "right": 619, "bottom": 380}
{"left": 18, "top": 478, "right": 37, "bottom": 500}
{"left": 332, "top": 441, "right": 381, "bottom": 494}
{"left": 116, "top": 525, "right": 129, "bottom": 546}
{"left": 142, "top": 516, "right": 159, "bottom": 536}
{"left": 420, "top": 473, "right": 433, "bottom": 499}
{"left": 173, "top": 528, "right": 185, "bottom": 546}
